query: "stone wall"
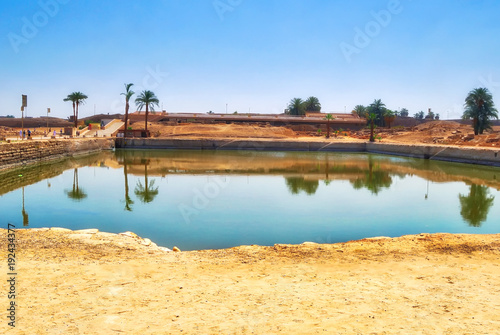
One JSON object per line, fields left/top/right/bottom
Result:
{"left": 116, "top": 138, "right": 500, "bottom": 167}
{"left": 0, "top": 139, "right": 115, "bottom": 171}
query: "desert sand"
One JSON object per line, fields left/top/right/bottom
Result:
{"left": 1, "top": 228, "right": 500, "bottom": 334}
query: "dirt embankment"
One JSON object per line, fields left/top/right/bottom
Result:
{"left": 1, "top": 229, "right": 499, "bottom": 334}
{"left": 2, "top": 118, "right": 499, "bottom": 148}
{"left": 135, "top": 120, "right": 500, "bottom": 148}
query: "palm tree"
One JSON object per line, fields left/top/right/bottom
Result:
{"left": 121, "top": 83, "right": 134, "bottom": 137}
{"left": 367, "top": 113, "right": 377, "bottom": 142}
{"left": 64, "top": 92, "right": 88, "bottom": 128}
{"left": 383, "top": 109, "right": 395, "bottom": 129}
{"left": 135, "top": 90, "right": 159, "bottom": 133}
{"left": 304, "top": 96, "right": 321, "bottom": 112}
{"left": 66, "top": 168, "right": 87, "bottom": 201}
{"left": 459, "top": 184, "right": 495, "bottom": 227}
{"left": 324, "top": 113, "right": 334, "bottom": 138}
{"left": 286, "top": 98, "right": 305, "bottom": 116}
{"left": 353, "top": 105, "right": 367, "bottom": 118}
{"left": 368, "top": 99, "right": 386, "bottom": 127}
{"left": 463, "top": 87, "right": 498, "bottom": 135}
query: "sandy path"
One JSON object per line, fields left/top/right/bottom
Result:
{"left": 1, "top": 229, "right": 500, "bottom": 334}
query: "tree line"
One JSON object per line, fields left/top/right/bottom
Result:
{"left": 63, "top": 86, "right": 498, "bottom": 138}
{"left": 352, "top": 87, "right": 497, "bottom": 137}
{"left": 64, "top": 84, "right": 159, "bottom": 135}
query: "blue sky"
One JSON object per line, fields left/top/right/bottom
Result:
{"left": 1, "top": 0, "right": 499, "bottom": 120}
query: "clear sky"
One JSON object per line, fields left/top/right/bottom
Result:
{"left": 1, "top": 0, "right": 499, "bottom": 120}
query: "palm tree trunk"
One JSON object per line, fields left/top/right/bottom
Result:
{"left": 370, "top": 121, "right": 375, "bottom": 142}
{"left": 72, "top": 101, "right": 76, "bottom": 128}
{"left": 75, "top": 102, "right": 79, "bottom": 128}
{"left": 326, "top": 120, "right": 330, "bottom": 138}
{"left": 124, "top": 102, "right": 129, "bottom": 138}
{"left": 145, "top": 105, "right": 149, "bottom": 133}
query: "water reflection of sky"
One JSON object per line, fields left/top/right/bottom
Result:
{"left": 0, "top": 150, "right": 499, "bottom": 250}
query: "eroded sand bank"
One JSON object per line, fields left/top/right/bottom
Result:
{"left": 1, "top": 229, "right": 499, "bottom": 334}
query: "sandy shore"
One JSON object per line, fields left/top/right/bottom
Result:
{"left": 1, "top": 228, "right": 500, "bottom": 334}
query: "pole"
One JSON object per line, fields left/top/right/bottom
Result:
{"left": 21, "top": 107, "right": 24, "bottom": 140}
{"left": 226, "top": 103, "right": 228, "bottom": 114}
{"left": 21, "top": 95, "right": 27, "bottom": 140}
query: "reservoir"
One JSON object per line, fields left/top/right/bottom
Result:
{"left": 1, "top": 149, "right": 499, "bottom": 250}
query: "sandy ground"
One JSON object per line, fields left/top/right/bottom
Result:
{"left": 143, "top": 121, "right": 500, "bottom": 148}
{"left": 2, "top": 120, "right": 499, "bottom": 147}
{"left": 1, "top": 229, "right": 500, "bottom": 334}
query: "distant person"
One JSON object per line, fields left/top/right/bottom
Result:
{"left": 19, "top": 130, "right": 22, "bottom": 139}
{"left": 27, "top": 130, "right": 31, "bottom": 139}
{"left": 60, "top": 129, "right": 62, "bottom": 136}
{"left": 23, "top": 130, "right": 26, "bottom": 139}
{"left": 53, "top": 130, "right": 56, "bottom": 137}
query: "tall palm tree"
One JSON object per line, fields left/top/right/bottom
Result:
{"left": 366, "top": 112, "right": 377, "bottom": 142}
{"left": 64, "top": 92, "right": 88, "bottom": 128}
{"left": 135, "top": 90, "right": 159, "bottom": 133}
{"left": 463, "top": 87, "right": 498, "bottom": 135}
{"left": 353, "top": 105, "right": 367, "bottom": 118}
{"left": 459, "top": 184, "right": 495, "bottom": 227}
{"left": 324, "top": 113, "right": 334, "bottom": 138}
{"left": 121, "top": 83, "right": 134, "bottom": 137}
{"left": 287, "top": 98, "right": 305, "bottom": 116}
{"left": 304, "top": 96, "right": 321, "bottom": 112}
{"left": 368, "top": 99, "right": 386, "bottom": 127}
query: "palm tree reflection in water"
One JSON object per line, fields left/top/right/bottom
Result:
{"left": 66, "top": 168, "right": 87, "bottom": 201}
{"left": 134, "top": 162, "right": 159, "bottom": 203}
{"left": 459, "top": 184, "right": 495, "bottom": 227}
{"left": 123, "top": 159, "right": 134, "bottom": 211}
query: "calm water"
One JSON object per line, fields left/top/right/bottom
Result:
{"left": 1, "top": 149, "right": 499, "bottom": 250}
